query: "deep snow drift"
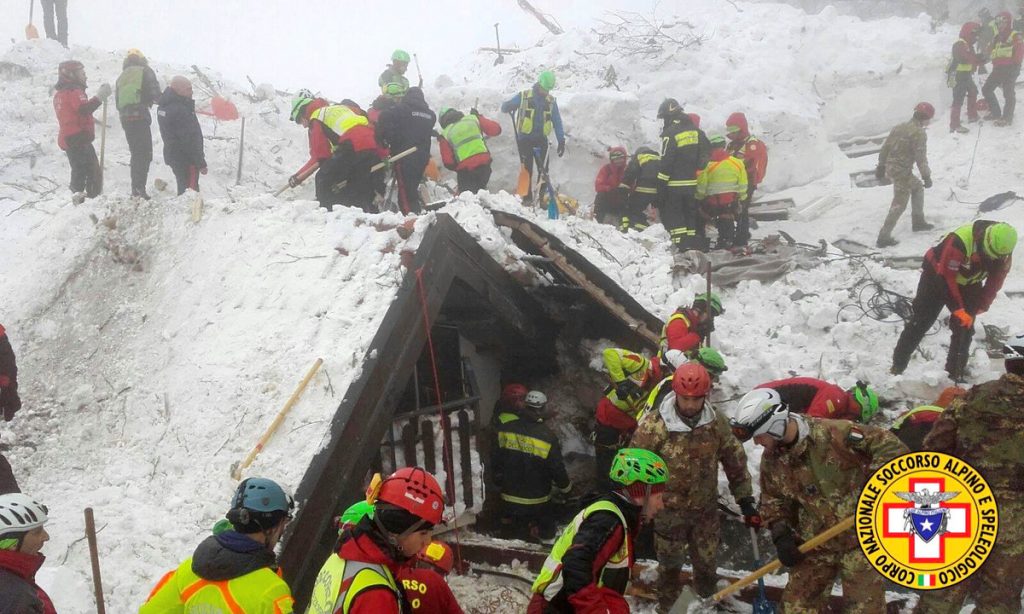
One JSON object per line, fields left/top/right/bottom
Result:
{"left": 1, "top": 2, "right": 1023, "bottom": 612}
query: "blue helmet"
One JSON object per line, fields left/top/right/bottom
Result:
{"left": 231, "top": 477, "right": 293, "bottom": 513}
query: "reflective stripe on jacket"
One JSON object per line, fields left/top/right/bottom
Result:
{"left": 307, "top": 554, "right": 401, "bottom": 614}
{"left": 140, "top": 557, "right": 294, "bottom": 614}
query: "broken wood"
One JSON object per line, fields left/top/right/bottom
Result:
{"left": 517, "top": 0, "right": 563, "bottom": 34}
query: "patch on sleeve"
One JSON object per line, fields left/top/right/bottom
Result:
{"left": 847, "top": 427, "right": 865, "bottom": 444}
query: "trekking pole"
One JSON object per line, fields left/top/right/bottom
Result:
{"left": 84, "top": 508, "right": 106, "bottom": 614}
{"left": 235, "top": 116, "right": 245, "bottom": 185}
{"left": 230, "top": 358, "right": 323, "bottom": 480}
{"left": 99, "top": 100, "right": 108, "bottom": 179}
{"left": 330, "top": 146, "right": 418, "bottom": 194}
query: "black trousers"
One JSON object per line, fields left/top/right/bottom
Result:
{"left": 395, "top": 155, "right": 429, "bottom": 215}
{"left": 123, "top": 120, "right": 153, "bottom": 195}
{"left": 517, "top": 139, "right": 548, "bottom": 202}
{"left": 171, "top": 165, "right": 199, "bottom": 195}
{"left": 66, "top": 139, "right": 101, "bottom": 197}
{"left": 659, "top": 188, "right": 702, "bottom": 251}
{"left": 983, "top": 65, "right": 1020, "bottom": 121}
{"left": 40, "top": 0, "right": 68, "bottom": 46}
{"left": 456, "top": 165, "right": 491, "bottom": 194}
{"left": 621, "top": 194, "right": 655, "bottom": 231}
{"left": 317, "top": 146, "right": 384, "bottom": 213}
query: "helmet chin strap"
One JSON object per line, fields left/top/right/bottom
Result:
{"left": 373, "top": 515, "right": 426, "bottom": 560}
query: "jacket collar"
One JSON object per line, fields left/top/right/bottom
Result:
{"left": 0, "top": 549, "right": 44, "bottom": 581}
{"left": 658, "top": 393, "right": 715, "bottom": 432}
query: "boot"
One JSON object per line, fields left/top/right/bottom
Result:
{"left": 876, "top": 236, "right": 899, "bottom": 248}
{"left": 950, "top": 105, "right": 967, "bottom": 133}
{"left": 995, "top": 117, "right": 1013, "bottom": 127}
{"left": 951, "top": 126, "right": 970, "bottom": 133}
{"left": 912, "top": 221, "right": 935, "bottom": 232}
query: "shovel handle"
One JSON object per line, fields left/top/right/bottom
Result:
{"left": 712, "top": 516, "right": 855, "bottom": 602}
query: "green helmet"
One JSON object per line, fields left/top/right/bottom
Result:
{"left": 851, "top": 381, "right": 880, "bottom": 423}
{"left": 290, "top": 96, "right": 314, "bottom": 123}
{"left": 383, "top": 82, "right": 407, "bottom": 96}
{"left": 709, "top": 135, "right": 727, "bottom": 148}
{"left": 392, "top": 49, "right": 411, "bottom": 63}
{"left": 538, "top": 70, "right": 556, "bottom": 91}
{"left": 609, "top": 448, "right": 668, "bottom": 487}
{"left": 692, "top": 292, "right": 724, "bottom": 316}
{"left": 695, "top": 346, "right": 727, "bottom": 374}
{"left": 339, "top": 500, "right": 374, "bottom": 528}
{"left": 982, "top": 222, "right": 1017, "bottom": 258}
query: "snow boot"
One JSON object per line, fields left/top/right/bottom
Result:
{"left": 950, "top": 105, "right": 968, "bottom": 133}
{"left": 951, "top": 126, "right": 970, "bottom": 134}
{"left": 912, "top": 222, "right": 935, "bottom": 232}
{"left": 876, "top": 236, "right": 899, "bottom": 248}
{"left": 71, "top": 192, "right": 86, "bottom": 205}
{"left": 995, "top": 117, "right": 1013, "bottom": 127}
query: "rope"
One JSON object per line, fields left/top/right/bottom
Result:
{"left": 965, "top": 120, "right": 983, "bottom": 186}
{"left": 414, "top": 266, "right": 464, "bottom": 571}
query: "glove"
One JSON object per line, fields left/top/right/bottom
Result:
{"left": 922, "top": 176, "right": 933, "bottom": 189}
{"left": 614, "top": 380, "right": 641, "bottom": 401}
{"left": 470, "top": 108, "right": 480, "bottom": 117}
{"left": 96, "top": 83, "right": 113, "bottom": 101}
{"left": 952, "top": 308, "right": 974, "bottom": 328}
{"left": 739, "top": 497, "right": 763, "bottom": 529}
{"left": 288, "top": 174, "right": 301, "bottom": 188}
{"left": 557, "top": 141, "right": 566, "bottom": 157}
{"left": 772, "top": 524, "right": 805, "bottom": 567}
{"left": 874, "top": 166, "right": 885, "bottom": 181}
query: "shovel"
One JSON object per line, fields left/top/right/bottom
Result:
{"left": 25, "top": 0, "right": 38, "bottom": 39}
{"left": 493, "top": 23, "right": 504, "bottom": 65}
{"left": 749, "top": 527, "right": 777, "bottom": 614}
{"left": 669, "top": 516, "right": 855, "bottom": 613}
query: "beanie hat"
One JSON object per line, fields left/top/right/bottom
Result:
{"left": 623, "top": 482, "right": 666, "bottom": 499}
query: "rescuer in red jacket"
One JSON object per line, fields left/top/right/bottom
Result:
{"left": 53, "top": 60, "right": 111, "bottom": 202}
{"left": 397, "top": 540, "right": 464, "bottom": 613}
{"left": 725, "top": 112, "right": 768, "bottom": 247}
{"left": 593, "top": 147, "right": 628, "bottom": 224}
{"left": 756, "top": 377, "right": 880, "bottom": 422}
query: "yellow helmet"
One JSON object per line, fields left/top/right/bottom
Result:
{"left": 126, "top": 48, "right": 146, "bottom": 61}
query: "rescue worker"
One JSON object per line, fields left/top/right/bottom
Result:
{"left": 39, "top": 0, "right": 68, "bottom": 47}
{"left": 593, "top": 349, "right": 667, "bottom": 488}
{"left": 53, "top": 60, "right": 110, "bottom": 202}
{"left": 115, "top": 49, "right": 162, "bottom": 199}
{"left": 659, "top": 292, "right": 724, "bottom": 356}
{"left": 875, "top": 102, "right": 935, "bottom": 248}
{"left": 308, "top": 467, "right": 444, "bottom": 614}
{"left": 657, "top": 98, "right": 710, "bottom": 251}
{"left": 398, "top": 540, "right": 464, "bottom": 614}
{"left": 697, "top": 135, "right": 748, "bottom": 249}
{"left": 724, "top": 112, "right": 768, "bottom": 248}
{"left": 376, "top": 87, "right": 436, "bottom": 214}
{"left": 379, "top": 50, "right": 419, "bottom": 100}
{"left": 140, "top": 478, "right": 295, "bottom": 613}
{"left": 982, "top": 11, "right": 1023, "bottom": 126}
{"left": 157, "top": 76, "right": 207, "bottom": 195}
{"left": 437, "top": 107, "right": 502, "bottom": 194}
{"left": 0, "top": 493, "right": 54, "bottom": 612}
{"left": 0, "top": 325, "right": 22, "bottom": 495}
{"left": 949, "top": 23, "right": 983, "bottom": 133}
{"left": 729, "top": 389, "right": 908, "bottom": 613}
{"left": 891, "top": 220, "right": 1016, "bottom": 380}
{"left": 528, "top": 448, "right": 668, "bottom": 614}
{"left": 618, "top": 146, "right": 661, "bottom": 232}
{"left": 755, "top": 377, "right": 881, "bottom": 423}
{"left": 593, "top": 147, "right": 628, "bottom": 225}
{"left": 890, "top": 406, "right": 943, "bottom": 452}
{"left": 288, "top": 94, "right": 333, "bottom": 202}
{"left": 631, "top": 363, "right": 756, "bottom": 605}
{"left": 501, "top": 71, "right": 566, "bottom": 206}
{"left": 493, "top": 390, "right": 572, "bottom": 541}
{"left": 912, "top": 332, "right": 1024, "bottom": 614}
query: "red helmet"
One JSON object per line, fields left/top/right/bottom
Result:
{"left": 376, "top": 467, "right": 445, "bottom": 526}
{"left": 501, "top": 383, "right": 528, "bottom": 403}
{"left": 914, "top": 102, "right": 935, "bottom": 120}
{"left": 417, "top": 540, "right": 455, "bottom": 574}
{"left": 672, "top": 362, "right": 711, "bottom": 397}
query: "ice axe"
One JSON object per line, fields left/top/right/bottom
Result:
{"left": 493, "top": 23, "right": 504, "bottom": 65}
{"left": 26, "top": 0, "right": 39, "bottom": 39}
{"left": 669, "top": 516, "right": 855, "bottom": 613}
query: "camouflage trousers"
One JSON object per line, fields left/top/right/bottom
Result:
{"left": 913, "top": 499, "right": 1024, "bottom": 614}
{"left": 654, "top": 506, "right": 720, "bottom": 606}
{"left": 877, "top": 171, "right": 925, "bottom": 242}
{"left": 780, "top": 545, "right": 885, "bottom": 613}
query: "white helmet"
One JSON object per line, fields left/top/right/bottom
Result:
{"left": 730, "top": 388, "right": 789, "bottom": 442}
{"left": 0, "top": 494, "right": 49, "bottom": 535}
{"left": 525, "top": 390, "right": 547, "bottom": 409}
{"left": 662, "top": 349, "right": 687, "bottom": 372}
{"left": 1003, "top": 332, "right": 1024, "bottom": 361}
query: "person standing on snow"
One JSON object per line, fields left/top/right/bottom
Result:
{"left": 656, "top": 98, "right": 710, "bottom": 252}
{"left": 593, "top": 147, "right": 628, "bottom": 225}
{"left": 376, "top": 87, "right": 436, "bottom": 214}
{"left": 0, "top": 326, "right": 22, "bottom": 495}
{"left": 501, "top": 71, "right": 566, "bottom": 206}
{"left": 874, "top": 102, "right": 935, "bottom": 248}
{"left": 379, "top": 50, "right": 419, "bottom": 101}
{"left": 724, "top": 112, "right": 767, "bottom": 248}
{"left": 755, "top": 377, "right": 881, "bottom": 423}
{"left": 617, "top": 146, "right": 662, "bottom": 232}
{"left": 39, "top": 0, "right": 68, "bottom": 47}
{"left": 728, "top": 389, "right": 908, "bottom": 613}
{"left": 891, "top": 220, "right": 1016, "bottom": 380}
{"left": 140, "top": 478, "right": 295, "bottom": 613}
{"left": 982, "top": 11, "right": 1023, "bottom": 126}
{"left": 528, "top": 448, "right": 669, "bottom": 614}
{"left": 115, "top": 49, "right": 162, "bottom": 199}
{"left": 0, "top": 493, "right": 55, "bottom": 612}
{"left": 437, "top": 106, "right": 502, "bottom": 194}
{"left": 949, "top": 23, "right": 983, "bottom": 133}
{"left": 53, "top": 60, "right": 110, "bottom": 203}
{"left": 697, "top": 135, "right": 748, "bottom": 249}
{"left": 157, "top": 76, "right": 207, "bottom": 195}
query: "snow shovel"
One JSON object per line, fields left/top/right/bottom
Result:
{"left": 26, "top": 0, "right": 39, "bottom": 39}
{"left": 669, "top": 516, "right": 855, "bottom": 613}
{"left": 749, "top": 527, "right": 777, "bottom": 614}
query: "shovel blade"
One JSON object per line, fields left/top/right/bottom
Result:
{"left": 669, "top": 586, "right": 704, "bottom": 613}
{"left": 25, "top": 23, "right": 38, "bottom": 39}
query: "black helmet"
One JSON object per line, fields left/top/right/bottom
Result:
{"left": 657, "top": 98, "right": 683, "bottom": 119}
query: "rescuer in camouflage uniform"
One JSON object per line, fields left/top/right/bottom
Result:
{"left": 875, "top": 102, "right": 936, "bottom": 248}
{"left": 729, "top": 388, "right": 908, "bottom": 613}
{"left": 631, "top": 363, "right": 756, "bottom": 607}
{"left": 912, "top": 332, "right": 1024, "bottom": 614}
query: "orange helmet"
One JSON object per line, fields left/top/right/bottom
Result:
{"left": 417, "top": 540, "right": 455, "bottom": 574}
{"left": 672, "top": 362, "right": 711, "bottom": 397}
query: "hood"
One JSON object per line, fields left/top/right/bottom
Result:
{"left": 997, "top": 11, "right": 1013, "bottom": 35}
{"left": 609, "top": 146, "right": 628, "bottom": 165}
{"left": 686, "top": 113, "right": 701, "bottom": 129}
{"left": 657, "top": 393, "right": 716, "bottom": 433}
{"left": 0, "top": 549, "right": 44, "bottom": 582}
{"left": 159, "top": 86, "right": 194, "bottom": 108}
{"left": 401, "top": 86, "right": 428, "bottom": 109}
{"left": 338, "top": 520, "right": 402, "bottom": 574}
{"left": 726, "top": 112, "right": 749, "bottom": 141}
{"left": 191, "top": 533, "right": 276, "bottom": 582}
{"left": 960, "top": 21, "right": 981, "bottom": 41}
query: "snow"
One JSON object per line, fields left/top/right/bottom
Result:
{"left": 1, "top": 2, "right": 1023, "bottom": 612}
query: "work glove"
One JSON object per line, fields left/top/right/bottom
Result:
{"left": 739, "top": 497, "right": 763, "bottom": 529}
{"left": 922, "top": 176, "right": 933, "bottom": 189}
{"left": 614, "top": 380, "right": 641, "bottom": 402}
{"left": 96, "top": 83, "right": 112, "bottom": 101}
{"left": 470, "top": 108, "right": 480, "bottom": 117}
{"left": 288, "top": 174, "right": 301, "bottom": 188}
{"left": 557, "top": 141, "right": 566, "bottom": 157}
{"left": 874, "top": 166, "right": 885, "bottom": 181}
{"left": 951, "top": 308, "right": 974, "bottom": 328}
{"left": 772, "top": 524, "right": 805, "bottom": 567}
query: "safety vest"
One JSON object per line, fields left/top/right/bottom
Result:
{"left": 697, "top": 156, "right": 747, "bottom": 200}
{"left": 140, "top": 556, "right": 294, "bottom": 614}
{"left": 310, "top": 105, "right": 369, "bottom": 151}
{"left": 990, "top": 31, "right": 1021, "bottom": 61}
{"left": 531, "top": 500, "right": 631, "bottom": 599}
{"left": 116, "top": 65, "right": 144, "bottom": 111}
{"left": 658, "top": 311, "right": 691, "bottom": 355}
{"left": 951, "top": 223, "right": 989, "bottom": 285}
{"left": 307, "top": 553, "right": 401, "bottom": 614}
{"left": 442, "top": 116, "right": 488, "bottom": 164}
{"left": 954, "top": 39, "right": 975, "bottom": 72}
{"left": 603, "top": 349, "right": 651, "bottom": 412}
{"left": 637, "top": 376, "right": 672, "bottom": 421}
{"left": 517, "top": 90, "right": 553, "bottom": 136}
